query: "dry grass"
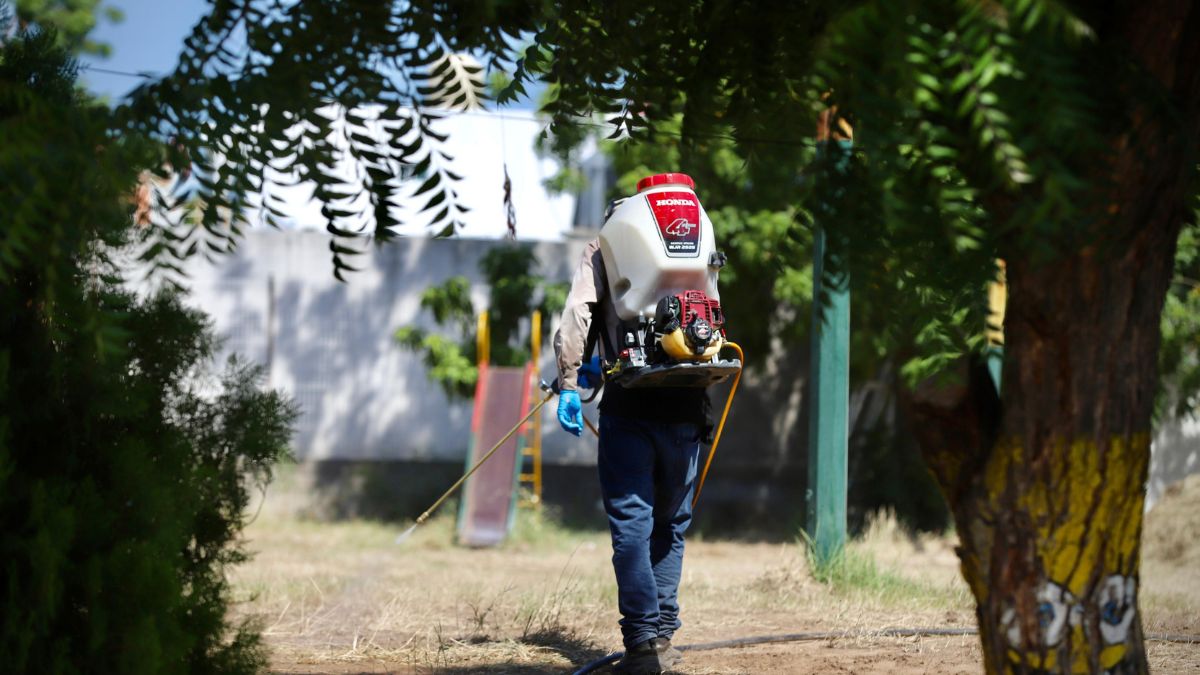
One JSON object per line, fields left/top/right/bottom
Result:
{"left": 1142, "top": 473, "right": 1200, "bottom": 636}
{"left": 232, "top": 500, "right": 615, "bottom": 671}
{"left": 230, "top": 472, "right": 1200, "bottom": 673}
{"left": 231, "top": 507, "right": 973, "bottom": 671}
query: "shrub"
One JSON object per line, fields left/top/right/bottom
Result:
{"left": 0, "top": 22, "right": 295, "bottom": 675}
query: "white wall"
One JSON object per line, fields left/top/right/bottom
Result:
{"left": 1148, "top": 414, "right": 1200, "bottom": 510}
{"left": 174, "top": 229, "right": 601, "bottom": 464}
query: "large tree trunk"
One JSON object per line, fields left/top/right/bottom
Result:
{"left": 908, "top": 3, "right": 1200, "bottom": 673}
{"left": 913, "top": 238, "right": 1179, "bottom": 674}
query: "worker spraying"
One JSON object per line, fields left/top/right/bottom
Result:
{"left": 554, "top": 173, "right": 740, "bottom": 675}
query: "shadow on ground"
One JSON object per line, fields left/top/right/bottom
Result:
{"left": 430, "top": 628, "right": 611, "bottom": 674}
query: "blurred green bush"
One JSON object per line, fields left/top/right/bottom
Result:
{"left": 0, "top": 23, "right": 295, "bottom": 675}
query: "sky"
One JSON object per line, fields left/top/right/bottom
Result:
{"left": 75, "top": 1, "right": 573, "bottom": 241}
{"left": 76, "top": 1, "right": 544, "bottom": 108}
{"left": 78, "top": 0, "right": 210, "bottom": 101}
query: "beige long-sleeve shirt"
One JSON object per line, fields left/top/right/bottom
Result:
{"left": 553, "top": 238, "right": 623, "bottom": 391}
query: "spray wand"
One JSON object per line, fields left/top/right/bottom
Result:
{"left": 395, "top": 387, "right": 556, "bottom": 544}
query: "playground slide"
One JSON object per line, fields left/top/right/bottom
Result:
{"left": 456, "top": 363, "right": 533, "bottom": 547}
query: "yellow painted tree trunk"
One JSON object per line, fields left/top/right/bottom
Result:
{"left": 963, "top": 434, "right": 1149, "bottom": 674}
{"left": 910, "top": 174, "right": 1185, "bottom": 674}
{"left": 905, "top": 3, "right": 1200, "bottom": 672}
{"left": 909, "top": 338, "right": 1159, "bottom": 673}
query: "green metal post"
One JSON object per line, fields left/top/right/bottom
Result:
{"left": 807, "top": 135, "right": 852, "bottom": 568}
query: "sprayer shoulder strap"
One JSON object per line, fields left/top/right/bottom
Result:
{"left": 583, "top": 304, "right": 616, "bottom": 363}
{"left": 587, "top": 256, "right": 618, "bottom": 363}
{"left": 579, "top": 311, "right": 610, "bottom": 403}
{"left": 584, "top": 309, "right": 599, "bottom": 362}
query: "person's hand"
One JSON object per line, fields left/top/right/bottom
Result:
{"left": 577, "top": 355, "right": 603, "bottom": 390}
{"left": 557, "top": 389, "right": 583, "bottom": 436}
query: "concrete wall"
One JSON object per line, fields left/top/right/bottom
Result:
{"left": 174, "top": 229, "right": 602, "bottom": 465}
{"left": 1148, "top": 414, "right": 1200, "bottom": 510}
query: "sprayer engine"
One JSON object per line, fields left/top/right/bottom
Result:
{"left": 656, "top": 290, "right": 725, "bottom": 360}
{"left": 607, "top": 289, "right": 735, "bottom": 388}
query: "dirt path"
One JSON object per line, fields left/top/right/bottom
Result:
{"left": 266, "top": 635, "right": 1200, "bottom": 674}
{"left": 269, "top": 633, "right": 985, "bottom": 674}
{"left": 237, "top": 480, "right": 1200, "bottom": 674}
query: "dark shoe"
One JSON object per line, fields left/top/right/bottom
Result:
{"left": 656, "top": 638, "right": 683, "bottom": 667}
{"left": 613, "top": 638, "right": 664, "bottom": 674}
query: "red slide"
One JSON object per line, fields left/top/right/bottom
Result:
{"left": 456, "top": 362, "right": 534, "bottom": 547}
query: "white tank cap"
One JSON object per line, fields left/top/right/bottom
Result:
{"left": 637, "top": 172, "right": 696, "bottom": 192}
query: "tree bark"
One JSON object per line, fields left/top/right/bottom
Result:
{"left": 908, "top": 2, "right": 1200, "bottom": 673}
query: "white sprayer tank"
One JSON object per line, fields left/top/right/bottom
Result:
{"left": 598, "top": 173, "right": 720, "bottom": 321}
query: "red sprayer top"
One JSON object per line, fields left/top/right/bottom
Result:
{"left": 637, "top": 173, "right": 695, "bottom": 192}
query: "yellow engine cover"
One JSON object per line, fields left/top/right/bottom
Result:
{"left": 660, "top": 328, "right": 724, "bottom": 361}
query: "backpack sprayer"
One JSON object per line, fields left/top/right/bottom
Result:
{"left": 596, "top": 173, "right": 742, "bottom": 389}
{"left": 397, "top": 174, "right": 741, "bottom": 544}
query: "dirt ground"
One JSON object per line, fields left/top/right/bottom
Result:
{"left": 232, "top": 473, "right": 1200, "bottom": 674}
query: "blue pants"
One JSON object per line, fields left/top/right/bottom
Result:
{"left": 597, "top": 414, "right": 701, "bottom": 649}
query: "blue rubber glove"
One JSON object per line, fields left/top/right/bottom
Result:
{"left": 557, "top": 389, "right": 583, "bottom": 436}
{"left": 577, "top": 355, "right": 603, "bottom": 390}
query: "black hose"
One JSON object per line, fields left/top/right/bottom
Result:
{"left": 573, "top": 651, "right": 620, "bottom": 674}
{"left": 570, "top": 627, "right": 1200, "bottom": 674}
{"left": 679, "top": 626, "right": 976, "bottom": 653}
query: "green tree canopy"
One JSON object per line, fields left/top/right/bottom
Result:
{"left": 1160, "top": 220, "right": 1200, "bottom": 420}
{"left": 15, "top": 0, "right": 122, "bottom": 56}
